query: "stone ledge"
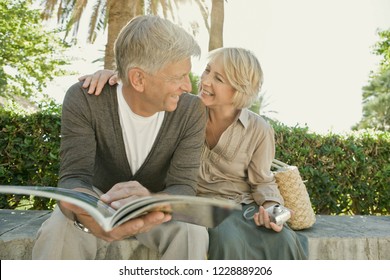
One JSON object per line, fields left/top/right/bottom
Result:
{"left": 1, "top": 209, "right": 389, "bottom": 260}
{"left": 297, "top": 215, "right": 390, "bottom": 259}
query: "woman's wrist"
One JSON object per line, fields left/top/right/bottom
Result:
{"left": 262, "top": 201, "right": 279, "bottom": 209}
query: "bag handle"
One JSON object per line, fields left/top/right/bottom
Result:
{"left": 271, "top": 159, "right": 289, "bottom": 170}
{"left": 272, "top": 159, "right": 307, "bottom": 183}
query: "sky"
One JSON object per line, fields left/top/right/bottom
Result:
{"left": 45, "top": 0, "right": 390, "bottom": 134}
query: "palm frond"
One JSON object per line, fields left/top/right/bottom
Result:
{"left": 41, "top": 0, "right": 59, "bottom": 20}
{"left": 88, "top": 0, "right": 107, "bottom": 43}
{"left": 193, "top": 0, "right": 210, "bottom": 32}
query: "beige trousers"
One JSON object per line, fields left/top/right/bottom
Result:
{"left": 32, "top": 207, "right": 208, "bottom": 260}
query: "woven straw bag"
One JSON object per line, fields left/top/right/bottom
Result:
{"left": 272, "top": 159, "right": 316, "bottom": 230}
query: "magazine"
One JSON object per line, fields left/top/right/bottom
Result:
{"left": 0, "top": 185, "right": 241, "bottom": 231}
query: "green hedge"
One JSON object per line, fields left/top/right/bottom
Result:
{"left": 271, "top": 121, "right": 389, "bottom": 215}
{"left": 0, "top": 104, "right": 61, "bottom": 209}
{"left": 0, "top": 106, "right": 389, "bottom": 215}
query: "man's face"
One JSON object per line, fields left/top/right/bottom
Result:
{"left": 143, "top": 58, "right": 192, "bottom": 114}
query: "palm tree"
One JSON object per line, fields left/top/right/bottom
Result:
{"left": 42, "top": 0, "right": 143, "bottom": 68}
{"left": 40, "top": 0, "right": 225, "bottom": 68}
{"left": 208, "top": 0, "right": 224, "bottom": 51}
{"left": 105, "top": 0, "right": 142, "bottom": 68}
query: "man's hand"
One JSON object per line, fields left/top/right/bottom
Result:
{"left": 61, "top": 201, "right": 171, "bottom": 242}
{"left": 78, "top": 69, "right": 118, "bottom": 95}
{"left": 59, "top": 185, "right": 171, "bottom": 242}
{"left": 100, "top": 181, "right": 151, "bottom": 209}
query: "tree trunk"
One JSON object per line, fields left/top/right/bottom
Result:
{"left": 104, "top": 0, "right": 143, "bottom": 69}
{"left": 208, "top": 0, "right": 224, "bottom": 51}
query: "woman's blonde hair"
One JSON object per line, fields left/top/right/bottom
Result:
{"left": 114, "top": 15, "right": 201, "bottom": 85}
{"left": 208, "top": 47, "right": 264, "bottom": 109}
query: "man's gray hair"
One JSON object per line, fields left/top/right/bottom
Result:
{"left": 114, "top": 15, "right": 201, "bottom": 85}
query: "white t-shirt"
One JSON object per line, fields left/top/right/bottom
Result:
{"left": 117, "top": 84, "right": 165, "bottom": 174}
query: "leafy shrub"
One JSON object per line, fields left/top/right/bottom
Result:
{"left": 271, "top": 120, "right": 389, "bottom": 215}
{"left": 0, "top": 102, "right": 61, "bottom": 209}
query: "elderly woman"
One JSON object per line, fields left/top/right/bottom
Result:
{"left": 197, "top": 47, "right": 307, "bottom": 259}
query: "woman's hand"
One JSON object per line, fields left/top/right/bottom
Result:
{"left": 78, "top": 69, "right": 118, "bottom": 95}
{"left": 253, "top": 204, "right": 284, "bottom": 232}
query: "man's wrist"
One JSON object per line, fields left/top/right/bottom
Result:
{"left": 73, "top": 220, "right": 91, "bottom": 233}
{"left": 58, "top": 201, "right": 76, "bottom": 221}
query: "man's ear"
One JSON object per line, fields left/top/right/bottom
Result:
{"left": 128, "top": 68, "right": 145, "bottom": 91}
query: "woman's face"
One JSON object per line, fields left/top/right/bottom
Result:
{"left": 198, "top": 56, "right": 236, "bottom": 109}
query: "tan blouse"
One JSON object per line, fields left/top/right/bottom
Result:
{"left": 197, "top": 109, "right": 283, "bottom": 206}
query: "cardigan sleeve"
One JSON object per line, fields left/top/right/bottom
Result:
{"left": 162, "top": 95, "right": 207, "bottom": 196}
{"left": 58, "top": 82, "right": 97, "bottom": 192}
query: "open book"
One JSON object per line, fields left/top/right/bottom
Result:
{"left": 0, "top": 185, "right": 241, "bottom": 231}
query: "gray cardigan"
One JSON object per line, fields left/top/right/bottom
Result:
{"left": 58, "top": 82, "right": 206, "bottom": 196}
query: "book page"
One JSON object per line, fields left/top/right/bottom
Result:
{"left": 0, "top": 185, "right": 116, "bottom": 230}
